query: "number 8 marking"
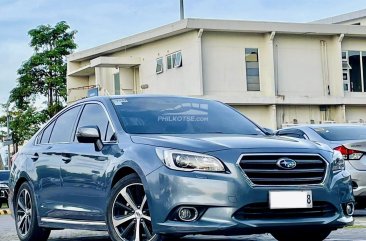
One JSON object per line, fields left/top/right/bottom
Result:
{"left": 307, "top": 194, "right": 312, "bottom": 204}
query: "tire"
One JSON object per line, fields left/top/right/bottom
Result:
{"left": 271, "top": 229, "right": 332, "bottom": 241}
{"left": 107, "top": 173, "right": 166, "bottom": 241}
{"left": 15, "top": 182, "right": 51, "bottom": 241}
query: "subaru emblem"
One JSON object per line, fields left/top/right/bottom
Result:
{"left": 277, "top": 158, "right": 297, "bottom": 169}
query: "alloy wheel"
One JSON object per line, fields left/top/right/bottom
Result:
{"left": 112, "top": 183, "right": 156, "bottom": 241}
{"left": 16, "top": 189, "right": 32, "bottom": 237}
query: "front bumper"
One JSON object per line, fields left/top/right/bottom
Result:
{"left": 146, "top": 152, "right": 354, "bottom": 235}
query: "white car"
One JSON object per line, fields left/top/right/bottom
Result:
{"left": 277, "top": 124, "right": 366, "bottom": 209}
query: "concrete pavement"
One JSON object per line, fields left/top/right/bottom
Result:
{"left": 0, "top": 210, "right": 365, "bottom": 241}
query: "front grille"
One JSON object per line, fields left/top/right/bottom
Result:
{"left": 234, "top": 202, "right": 337, "bottom": 220}
{"left": 239, "top": 154, "right": 327, "bottom": 185}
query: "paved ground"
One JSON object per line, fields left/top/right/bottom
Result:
{"left": 0, "top": 209, "right": 365, "bottom": 241}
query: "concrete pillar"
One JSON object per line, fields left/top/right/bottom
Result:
{"left": 268, "top": 104, "right": 277, "bottom": 130}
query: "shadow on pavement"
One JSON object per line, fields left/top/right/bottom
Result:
{"left": 49, "top": 235, "right": 272, "bottom": 241}
{"left": 50, "top": 237, "right": 111, "bottom": 241}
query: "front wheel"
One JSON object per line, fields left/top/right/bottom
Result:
{"left": 15, "top": 182, "right": 51, "bottom": 241}
{"left": 271, "top": 229, "right": 332, "bottom": 241}
{"left": 107, "top": 173, "right": 165, "bottom": 241}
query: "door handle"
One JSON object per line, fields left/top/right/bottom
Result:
{"left": 31, "top": 153, "right": 39, "bottom": 162}
{"left": 61, "top": 153, "right": 71, "bottom": 164}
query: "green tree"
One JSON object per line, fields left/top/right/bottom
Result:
{"left": 10, "top": 21, "right": 77, "bottom": 117}
{"left": 2, "top": 21, "right": 77, "bottom": 148}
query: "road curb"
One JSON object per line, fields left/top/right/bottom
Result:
{"left": 0, "top": 209, "right": 11, "bottom": 215}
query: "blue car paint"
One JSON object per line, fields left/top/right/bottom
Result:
{"left": 8, "top": 96, "right": 354, "bottom": 236}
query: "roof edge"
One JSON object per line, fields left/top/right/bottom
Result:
{"left": 68, "top": 19, "right": 189, "bottom": 62}
{"left": 68, "top": 18, "right": 366, "bottom": 62}
{"left": 312, "top": 9, "right": 366, "bottom": 24}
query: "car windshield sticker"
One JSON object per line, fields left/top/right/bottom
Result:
{"left": 112, "top": 99, "right": 128, "bottom": 106}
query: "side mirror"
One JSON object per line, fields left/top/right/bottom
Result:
{"left": 76, "top": 126, "right": 103, "bottom": 151}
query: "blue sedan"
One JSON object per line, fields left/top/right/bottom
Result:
{"left": 9, "top": 96, "right": 353, "bottom": 241}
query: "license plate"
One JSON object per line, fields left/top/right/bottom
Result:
{"left": 269, "top": 190, "right": 313, "bottom": 209}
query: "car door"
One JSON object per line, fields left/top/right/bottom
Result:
{"left": 33, "top": 106, "right": 81, "bottom": 218}
{"left": 59, "top": 103, "right": 119, "bottom": 221}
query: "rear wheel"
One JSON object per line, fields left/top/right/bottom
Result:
{"left": 107, "top": 173, "right": 166, "bottom": 241}
{"left": 271, "top": 229, "right": 332, "bottom": 241}
{"left": 15, "top": 182, "right": 50, "bottom": 241}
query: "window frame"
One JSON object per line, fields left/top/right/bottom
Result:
{"left": 156, "top": 57, "right": 164, "bottom": 74}
{"left": 73, "top": 101, "right": 118, "bottom": 144}
{"left": 39, "top": 121, "right": 56, "bottom": 144}
{"left": 35, "top": 101, "right": 118, "bottom": 146}
{"left": 245, "top": 48, "right": 261, "bottom": 91}
{"left": 344, "top": 50, "right": 366, "bottom": 93}
{"left": 48, "top": 105, "right": 82, "bottom": 144}
{"left": 166, "top": 51, "right": 183, "bottom": 70}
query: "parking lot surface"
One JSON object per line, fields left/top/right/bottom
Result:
{"left": 0, "top": 209, "right": 365, "bottom": 241}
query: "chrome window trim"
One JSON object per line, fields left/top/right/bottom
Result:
{"left": 34, "top": 103, "right": 84, "bottom": 146}
{"left": 41, "top": 217, "right": 106, "bottom": 226}
{"left": 35, "top": 100, "right": 118, "bottom": 146}
{"left": 236, "top": 153, "right": 329, "bottom": 187}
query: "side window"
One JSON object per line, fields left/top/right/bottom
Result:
{"left": 76, "top": 104, "right": 113, "bottom": 142}
{"left": 49, "top": 106, "right": 81, "bottom": 144}
{"left": 40, "top": 121, "right": 55, "bottom": 144}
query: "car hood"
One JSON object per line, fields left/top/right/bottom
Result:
{"left": 130, "top": 134, "right": 331, "bottom": 153}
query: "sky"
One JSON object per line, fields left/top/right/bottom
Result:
{"left": 1, "top": 0, "right": 366, "bottom": 108}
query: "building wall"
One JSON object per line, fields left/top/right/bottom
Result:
{"left": 232, "top": 105, "right": 275, "bottom": 129}
{"left": 346, "top": 106, "right": 366, "bottom": 123}
{"left": 275, "top": 35, "right": 343, "bottom": 98}
{"left": 67, "top": 27, "right": 366, "bottom": 129}
{"left": 109, "top": 30, "right": 203, "bottom": 96}
{"left": 201, "top": 32, "right": 275, "bottom": 99}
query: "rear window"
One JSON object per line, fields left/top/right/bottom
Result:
{"left": 312, "top": 126, "right": 366, "bottom": 141}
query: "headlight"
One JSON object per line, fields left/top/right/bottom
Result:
{"left": 332, "top": 150, "right": 345, "bottom": 172}
{"left": 0, "top": 184, "right": 8, "bottom": 188}
{"left": 156, "top": 148, "right": 225, "bottom": 172}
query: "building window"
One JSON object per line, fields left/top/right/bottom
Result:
{"left": 114, "top": 73, "right": 120, "bottom": 95}
{"left": 167, "top": 51, "right": 183, "bottom": 70}
{"left": 156, "top": 57, "right": 163, "bottom": 74}
{"left": 347, "top": 51, "right": 363, "bottom": 92}
{"left": 245, "top": 48, "right": 260, "bottom": 91}
{"left": 343, "top": 50, "right": 366, "bottom": 93}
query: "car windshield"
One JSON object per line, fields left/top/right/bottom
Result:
{"left": 0, "top": 171, "right": 9, "bottom": 182}
{"left": 312, "top": 126, "right": 366, "bottom": 141}
{"left": 112, "top": 97, "right": 264, "bottom": 135}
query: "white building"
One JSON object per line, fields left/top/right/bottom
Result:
{"left": 67, "top": 10, "right": 366, "bottom": 129}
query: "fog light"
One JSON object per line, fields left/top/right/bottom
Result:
{"left": 346, "top": 203, "right": 355, "bottom": 216}
{"left": 178, "top": 207, "right": 198, "bottom": 222}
